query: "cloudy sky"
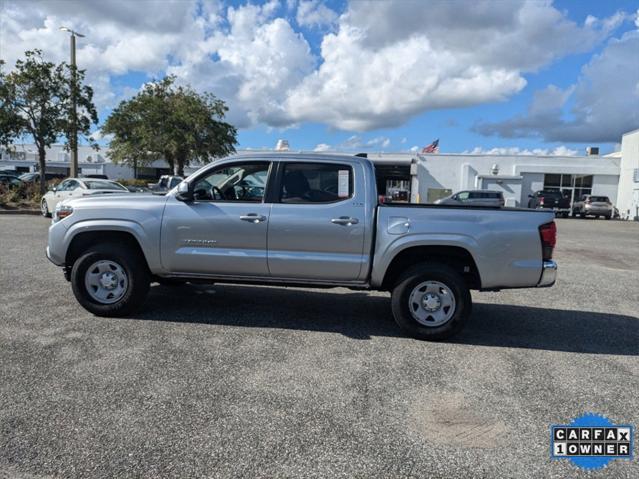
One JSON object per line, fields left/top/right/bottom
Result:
{"left": 1, "top": 0, "right": 638, "bottom": 155}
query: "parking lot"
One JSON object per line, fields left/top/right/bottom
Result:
{"left": 0, "top": 216, "right": 637, "bottom": 478}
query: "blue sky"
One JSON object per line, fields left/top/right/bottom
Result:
{"left": 3, "top": 0, "right": 639, "bottom": 155}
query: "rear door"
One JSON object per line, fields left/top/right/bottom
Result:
{"left": 267, "top": 160, "right": 367, "bottom": 281}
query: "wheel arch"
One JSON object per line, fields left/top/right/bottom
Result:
{"left": 65, "top": 229, "right": 151, "bottom": 273}
{"left": 380, "top": 245, "right": 481, "bottom": 291}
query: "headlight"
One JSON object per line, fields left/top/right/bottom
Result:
{"left": 53, "top": 204, "right": 74, "bottom": 222}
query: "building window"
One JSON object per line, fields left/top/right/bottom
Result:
{"left": 543, "top": 174, "right": 593, "bottom": 205}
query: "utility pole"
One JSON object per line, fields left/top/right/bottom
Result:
{"left": 60, "top": 27, "right": 85, "bottom": 178}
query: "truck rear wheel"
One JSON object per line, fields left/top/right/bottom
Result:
{"left": 391, "top": 262, "right": 471, "bottom": 341}
{"left": 70, "top": 243, "right": 150, "bottom": 317}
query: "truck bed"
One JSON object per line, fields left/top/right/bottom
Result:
{"left": 371, "top": 203, "right": 555, "bottom": 289}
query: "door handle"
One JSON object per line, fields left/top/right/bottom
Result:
{"left": 331, "top": 216, "right": 359, "bottom": 225}
{"left": 240, "top": 214, "right": 266, "bottom": 223}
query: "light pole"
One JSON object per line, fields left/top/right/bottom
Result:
{"left": 59, "top": 26, "right": 85, "bottom": 178}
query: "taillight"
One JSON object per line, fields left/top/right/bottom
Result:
{"left": 539, "top": 197, "right": 544, "bottom": 206}
{"left": 539, "top": 221, "right": 557, "bottom": 260}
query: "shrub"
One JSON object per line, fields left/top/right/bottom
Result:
{"left": 0, "top": 180, "right": 48, "bottom": 207}
{"left": 116, "top": 178, "right": 149, "bottom": 187}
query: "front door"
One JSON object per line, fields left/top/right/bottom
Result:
{"left": 160, "top": 161, "right": 272, "bottom": 277}
{"left": 267, "top": 161, "right": 367, "bottom": 281}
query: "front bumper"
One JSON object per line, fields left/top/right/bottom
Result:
{"left": 46, "top": 221, "right": 68, "bottom": 266}
{"left": 537, "top": 260, "right": 557, "bottom": 287}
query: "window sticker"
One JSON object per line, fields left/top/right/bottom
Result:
{"left": 338, "top": 170, "right": 350, "bottom": 198}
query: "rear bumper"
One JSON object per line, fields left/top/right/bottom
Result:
{"left": 584, "top": 207, "right": 612, "bottom": 215}
{"left": 537, "top": 260, "right": 557, "bottom": 287}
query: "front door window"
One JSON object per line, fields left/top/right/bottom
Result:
{"left": 192, "top": 162, "right": 270, "bottom": 202}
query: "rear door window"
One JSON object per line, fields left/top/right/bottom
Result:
{"left": 279, "top": 163, "right": 353, "bottom": 204}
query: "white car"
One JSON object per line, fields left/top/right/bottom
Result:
{"left": 41, "top": 178, "right": 129, "bottom": 217}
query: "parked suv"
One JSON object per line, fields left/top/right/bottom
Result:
{"left": 572, "top": 195, "right": 613, "bottom": 219}
{"left": 435, "top": 190, "right": 504, "bottom": 207}
{"left": 528, "top": 190, "right": 571, "bottom": 217}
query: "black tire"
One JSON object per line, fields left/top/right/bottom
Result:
{"left": 41, "top": 198, "right": 51, "bottom": 218}
{"left": 70, "top": 243, "right": 150, "bottom": 316}
{"left": 391, "top": 262, "right": 472, "bottom": 341}
{"left": 605, "top": 214, "right": 611, "bottom": 220}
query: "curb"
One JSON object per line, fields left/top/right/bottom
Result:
{"left": 0, "top": 209, "right": 42, "bottom": 215}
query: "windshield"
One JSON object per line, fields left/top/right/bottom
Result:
{"left": 590, "top": 196, "right": 610, "bottom": 202}
{"left": 84, "top": 180, "right": 128, "bottom": 191}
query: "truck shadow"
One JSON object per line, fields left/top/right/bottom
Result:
{"left": 136, "top": 284, "right": 638, "bottom": 356}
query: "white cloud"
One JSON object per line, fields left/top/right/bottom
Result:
{"left": 475, "top": 29, "right": 639, "bottom": 142}
{"left": 296, "top": 0, "right": 338, "bottom": 28}
{"left": 312, "top": 134, "right": 391, "bottom": 151}
{"left": 313, "top": 143, "right": 331, "bottom": 151}
{"left": 366, "top": 136, "right": 391, "bottom": 148}
{"left": 282, "top": 0, "right": 625, "bottom": 131}
{"left": 0, "top": 0, "right": 631, "bottom": 136}
{"left": 90, "top": 129, "right": 114, "bottom": 142}
{"left": 410, "top": 146, "right": 419, "bottom": 152}
{"left": 463, "top": 146, "right": 578, "bottom": 156}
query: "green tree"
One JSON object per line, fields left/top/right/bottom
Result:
{"left": 102, "top": 76, "right": 237, "bottom": 177}
{"left": 0, "top": 50, "right": 98, "bottom": 194}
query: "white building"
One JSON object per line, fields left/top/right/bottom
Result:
{"left": 616, "top": 128, "right": 639, "bottom": 219}
{"left": 406, "top": 151, "right": 620, "bottom": 208}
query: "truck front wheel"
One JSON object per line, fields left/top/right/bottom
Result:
{"left": 391, "top": 262, "right": 471, "bottom": 340}
{"left": 70, "top": 243, "right": 150, "bottom": 317}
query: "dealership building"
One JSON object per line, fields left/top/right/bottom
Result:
{"left": 1, "top": 128, "right": 638, "bottom": 219}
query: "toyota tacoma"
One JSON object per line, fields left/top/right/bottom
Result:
{"left": 47, "top": 153, "right": 557, "bottom": 340}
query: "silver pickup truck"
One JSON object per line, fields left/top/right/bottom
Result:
{"left": 47, "top": 153, "right": 557, "bottom": 340}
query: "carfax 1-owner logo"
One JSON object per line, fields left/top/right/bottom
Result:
{"left": 551, "top": 413, "right": 634, "bottom": 470}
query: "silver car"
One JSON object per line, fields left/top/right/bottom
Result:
{"left": 435, "top": 190, "right": 505, "bottom": 207}
{"left": 572, "top": 195, "right": 613, "bottom": 219}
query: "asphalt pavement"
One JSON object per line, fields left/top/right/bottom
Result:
{"left": 0, "top": 216, "right": 637, "bottom": 478}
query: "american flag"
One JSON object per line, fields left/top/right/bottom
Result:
{"left": 421, "top": 139, "right": 439, "bottom": 154}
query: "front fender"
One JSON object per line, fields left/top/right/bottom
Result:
{"left": 60, "top": 219, "right": 162, "bottom": 273}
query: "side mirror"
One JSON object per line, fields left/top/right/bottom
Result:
{"left": 175, "top": 181, "right": 193, "bottom": 202}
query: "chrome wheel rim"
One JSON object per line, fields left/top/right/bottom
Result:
{"left": 84, "top": 260, "right": 128, "bottom": 304}
{"left": 41, "top": 199, "right": 48, "bottom": 216}
{"left": 408, "top": 280, "right": 456, "bottom": 327}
